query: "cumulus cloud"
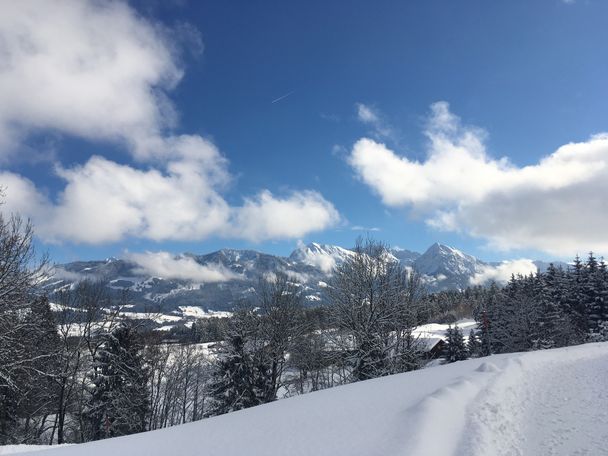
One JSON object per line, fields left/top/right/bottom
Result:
{"left": 232, "top": 190, "right": 340, "bottom": 242}
{"left": 0, "top": 0, "right": 186, "bottom": 160}
{"left": 0, "top": 0, "right": 339, "bottom": 244}
{"left": 349, "top": 101, "right": 608, "bottom": 256}
{"left": 470, "top": 259, "right": 538, "bottom": 285}
{"left": 126, "top": 251, "right": 240, "bottom": 283}
{"left": 2, "top": 157, "right": 339, "bottom": 244}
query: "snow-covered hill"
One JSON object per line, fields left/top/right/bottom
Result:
{"left": 13, "top": 343, "right": 608, "bottom": 456}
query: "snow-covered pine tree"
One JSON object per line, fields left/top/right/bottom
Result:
{"left": 564, "top": 255, "right": 588, "bottom": 342}
{"left": 584, "top": 253, "right": 605, "bottom": 339}
{"left": 443, "top": 325, "right": 468, "bottom": 363}
{"left": 475, "top": 282, "right": 504, "bottom": 356}
{"left": 86, "top": 325, "right": 149, "bottom": 440}
{"left": 537, "top": 264, "right": 570, "bottom": 349}
{"left": 206, "top": 333, "right": 260, "bottom": 417}
{"left": 206, "top": 309, "right": 266, "bottom": 417}
{"left": 467, "top": 329, "right": 480, "bottom": 357}
{"left": 497, "top": 273, "right": 535, "bottom": 352}
{"left": 599, "top": 260, "right": 608, "bottom": 334}
{"left": 588, "top": 258, "right": 608, "bottom": 341}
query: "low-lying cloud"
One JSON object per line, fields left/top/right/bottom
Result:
{"left": 470, "top": 259, "right": 538, "bottom": 285}
{"left": 126, "top": 251, "right": 240, "bottom": 283}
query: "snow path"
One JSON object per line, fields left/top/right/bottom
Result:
{"left": 456, "top": 346, "right": 608, "bottom": 456}
{"left": 13, "top": 343, "right": 608, "bottom": 456}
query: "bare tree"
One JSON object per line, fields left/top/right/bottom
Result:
{"left": 326, "top": 238, "right": 424, "bottom": 382}
{"left": 0, "top": 213, "right": 49, "bottom": 390}
{"left": 0, "top": 203, "right": 52, "bottom": 443}
{"left": 256, "top": 272, "right": 307, "bottom": 402}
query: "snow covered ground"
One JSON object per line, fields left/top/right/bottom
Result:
{"left": 10, "top": 342, "right": 608, "bottom": 456}
{"left": 413, "top": 318, "right": 477, "bottom": 349}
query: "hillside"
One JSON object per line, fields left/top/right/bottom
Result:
{"left": 13, "top": 342, "right": 608, "bottom": 456}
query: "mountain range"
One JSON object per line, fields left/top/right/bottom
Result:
{"left": 42, "top": 242, "right": 563, "bottom": 325}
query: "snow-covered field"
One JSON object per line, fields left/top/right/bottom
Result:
{"left": 413, "top": 318, "right": 477, "bottom": 351}
{"left": 176, "top": 306, "right": 232, "bottom": 319}
{"left": 10, "top": 342, "right": 608, "bottom": 456}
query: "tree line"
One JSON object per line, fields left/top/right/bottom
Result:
{"left": 423, "top": 253, "right": 608, "bottom": 365}
{"left": 472, "top": 254, "right": 608, "bottom": 356}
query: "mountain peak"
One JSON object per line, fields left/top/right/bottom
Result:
{"left": 425, "top": 242, "right": 462, "bottom": 255}
{"left": 414, "top": 243, "right": 485, "bottom": 289}
{"left": 290, "top": 242, "right": 351, "bottom": 258}
{"left": 289, "top": 243, "right": 354, "bottom": 273}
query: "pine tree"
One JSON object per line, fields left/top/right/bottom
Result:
{"left": 86, "top": 325, "right": 149, "bottom": 440}
{"left": 588, "top": 259, "right": 608, "bottom": 341}
{"left": 443, "top": 325, "right": 468, "bottom": 363}
{"left": 537, "top": 264, "right": 570, "bottom": 349}
{"left": 475, "top": 282, "right": 502, "bottom": 356}
{"left": 466, "top": 329, "right": 480, "bottom": 357}
{"left": 564, "top": 255, "right": 587, "bottom": 341}
{"left": 206, "top": 332, "right": 262, "bottom": 416}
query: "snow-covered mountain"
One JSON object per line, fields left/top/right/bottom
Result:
{"left": 413, "top": 243, "right": 487, "bottom": 290}
{"left": 288, "top": 242, "right": 355, "bottom": 273}
{"left": 41, "top": 242, "right": 555, "bottom": 321}
{"left": 14, "top": 342, "right": 608, "bottom": 456}
{"left": 390, "top": 247, "right": 421, "bottom": 266}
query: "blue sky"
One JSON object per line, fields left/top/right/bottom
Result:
{"left": 1, "top": 0, "right": 608, "bottom": 266}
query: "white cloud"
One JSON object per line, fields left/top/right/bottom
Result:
{"left": 51, "top": 266, "right": 97, "bottom": 283}
{"left": 279, "top": 268, "right": 311, "bottom": 284}
{"left": 356, "top": 103, "right": 380, "bottom": 124}
{"left": 0, "top": 0, "right": 186, "bottom": 161}
{"left": 232, "top": 190, "right": 340, "bottom": 242}
{"left": 351, "top": 225, "right": 381, "bottom": 232}
{"left": 349, "top": 101, "right": 608, "bottom": 256}
{"left": 355, "top": 103, "right": 393, "bottom": 140}
{"left": 2, "top": 155, "right": 339, "bottom": 244}
{"left": 300, "top": 251, "right": 337, "bottom": 274}
{"left": 0, "top": 0, "right": 339, "bottom": 244}
{"left": 2, "top": 135, "right": 233, "bottom": 243}
{"left": 126, "top": 251, "right": 239, "bottom": 283}
{"left": 470, "top": 259, "right": 538, "bottom": 285}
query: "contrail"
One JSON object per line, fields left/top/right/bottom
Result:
{"left": 271, "top": 90, "right": 295, "bottom": 104}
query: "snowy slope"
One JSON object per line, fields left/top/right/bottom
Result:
{"left": 15, "top": 343, "right": 608, "bottom": 456}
